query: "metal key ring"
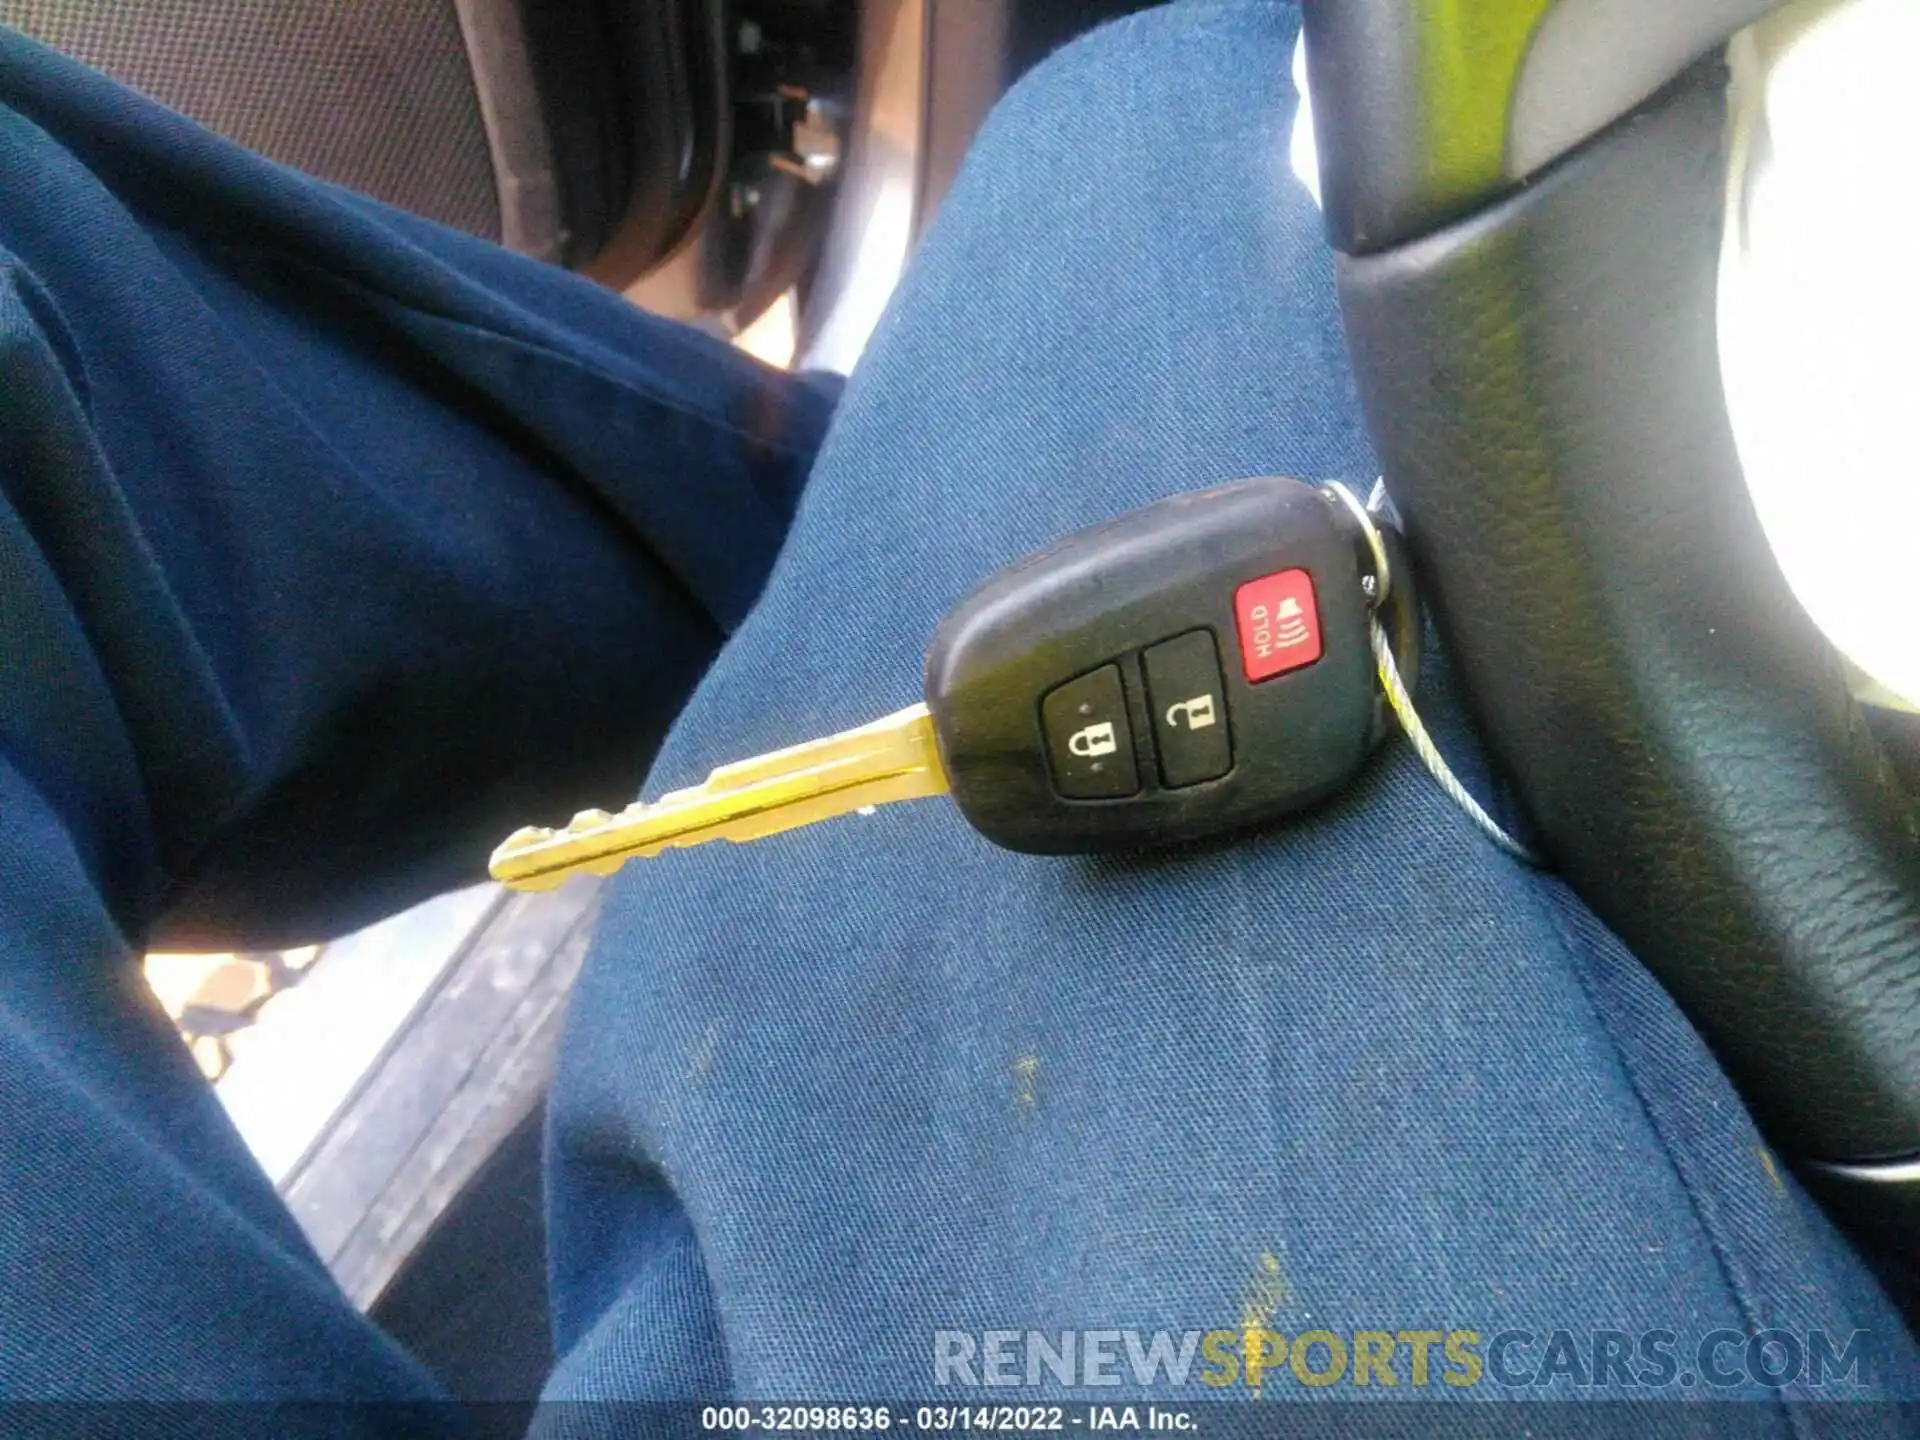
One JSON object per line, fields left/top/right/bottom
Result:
{"left": 1323, "top": 480, "right": 1392, "bottom": 609}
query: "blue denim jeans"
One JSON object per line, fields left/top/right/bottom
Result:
{"left": 0, "top": 2, "right": 1912, "bottom": 1435}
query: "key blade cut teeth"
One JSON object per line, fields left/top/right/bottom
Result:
{"left": 487, "top": 705, "right": 947, "bottom": 889}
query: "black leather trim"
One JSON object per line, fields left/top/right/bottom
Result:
{"left": 1509, "top": 0, "right": 1789, "bottom": 180}
{"left": 1303, "top": 0, "right": 1794, "bottom": 254}
{"left": 524, "top": 0, "right": 729, "bottom": 270}
{"left": 1335, "top": 61, "right": 1920, "bottom": 1163}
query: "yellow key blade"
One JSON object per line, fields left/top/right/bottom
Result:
{"left": 488, "top": 704, "right": 949, "bottom": 891}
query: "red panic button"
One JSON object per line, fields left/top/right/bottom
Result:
{"left": 1233, "top": 568, "right": 1323, "bottom": 681}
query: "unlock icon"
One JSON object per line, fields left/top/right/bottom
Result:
{"left": 1165, "top": 694, "right": 1218, "bottom": 732}
{"left": 1068, "top": 722, "right": 1118, "bottom": 758}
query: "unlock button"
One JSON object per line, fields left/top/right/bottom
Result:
{"left": 1041, "top": 665, "right": 1139, "bottom": 800}
{"left": 1144, "top": 631, "right": 1233, "bottom": 788}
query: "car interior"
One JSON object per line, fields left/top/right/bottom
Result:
{"left": 4, "top": 0, "right": 1913, "bottom": 1418}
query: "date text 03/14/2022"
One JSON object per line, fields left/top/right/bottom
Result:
{"left": 700, "top": 1406, "right": 1195, "bottom": 1433}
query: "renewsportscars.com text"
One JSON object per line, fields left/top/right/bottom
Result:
{"left": 932, "top": 1327, "right": 1869, "bottom": 1392}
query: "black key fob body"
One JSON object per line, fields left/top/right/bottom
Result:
{"left": 923, "top": 475, "right": 1415, "bottom": 854}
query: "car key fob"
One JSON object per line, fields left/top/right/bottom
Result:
{"left": 923, "top": 475, "right": 1419, "bottom": 854}
{"left": 492, "top": 476, "right": 1423, "bottom": 890}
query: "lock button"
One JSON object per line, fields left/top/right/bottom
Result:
{"left": 1143, "top": 630, "right": 1233, "bottom": 788}
{"left": 1041, "top": 665, "right": 1139, "bottom": 800}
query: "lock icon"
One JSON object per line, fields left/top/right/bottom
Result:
{"left": 1068, "top": 722, "right": 1118, "bottom": 758}
{"left": 1164, "top": 694, "right": 1218, "bottom": 732}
